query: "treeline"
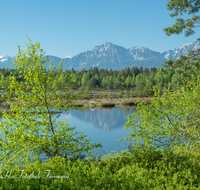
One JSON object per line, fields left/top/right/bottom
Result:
{"left": 65, "top": 66, "right": 174, "bottom": 95}
{"left": 0, "top": 66, "right": 174, "bottom": 95}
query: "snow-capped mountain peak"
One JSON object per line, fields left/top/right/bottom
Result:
{"left": 93, "top": 42, "right": 115, "bottom": 52}
{"left": 0, "top": 55, "right": 8, "bottom": 62}
{"left": 0, "top": 42, "right": 199, "bottom": 70}
{"left": 162, "top": 42, "right": 199, "bottom": 59}
{"left": 64, "top": 55, "right": 71, "bottom": 59}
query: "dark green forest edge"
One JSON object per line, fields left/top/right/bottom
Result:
{"left": 0, "top": 65, "right": 174, "bottom": 94}
{"left": 0, "top": 65, "right": 173, "bottom": 110}
{"left": 1, "top": 0, "right": 200, "bottom": 189}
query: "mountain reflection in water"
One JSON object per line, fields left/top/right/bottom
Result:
{"left": 0, "top": 106, "right": 138, "bottom": 161}
{"left": 64, "top": 106, "right": 137, "bottom": 132}
{"left": 61, "top": 106, "right": 138, "bottom": 156}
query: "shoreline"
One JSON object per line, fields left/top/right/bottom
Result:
{"left": 0, "top": 93, "right": 153, "bottom": 112}
{"left": 73, "top": 96, "right": 152, "bottom": 108}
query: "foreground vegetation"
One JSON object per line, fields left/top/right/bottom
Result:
{"left": 0, "top": 0, "right": 200, "bottom": 189}
{"left": 1, "top": 147, "right": 200, "bottom": 189}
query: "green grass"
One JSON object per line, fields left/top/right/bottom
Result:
{"left": 1, "top": 146, "right": 200, "bottom": 189}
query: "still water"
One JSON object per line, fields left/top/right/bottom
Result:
{"left": 0, "top": 106, "right": 137, "bottom": 162}
{"left": 56, "top": 106, "right": 137, "bottom": 157}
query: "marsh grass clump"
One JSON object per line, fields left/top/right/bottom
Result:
{"left": 101, "top": 102, "right": 115, "bottom": 108}
{"left": 121, "top": 101, "right": 137, "bottom": 106}
{"left": 118, "top": 91, "right": 123, "bottom": 97}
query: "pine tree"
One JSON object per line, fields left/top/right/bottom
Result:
{"left": 163, "top": 0, "right": 200, "bottom": 88}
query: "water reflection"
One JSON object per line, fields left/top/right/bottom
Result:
{"left": 61, "top": 106, "right": 137, "bottom": 157}
{"left": 0, "top": 106, "right": 137, "bottom": 162}
{"left": 64, "top": 106, "right": 137, "bottom": 132}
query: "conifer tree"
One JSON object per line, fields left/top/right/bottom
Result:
{"left": 163, "top": 0, "right": 200, "bottom": 88}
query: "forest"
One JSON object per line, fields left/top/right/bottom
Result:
{"left": 0, "top": 65, "right": 174, "bottom": 96}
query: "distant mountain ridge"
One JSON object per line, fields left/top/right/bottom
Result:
{"left": 0, "top": 42, "right": 199, "bottom": 70}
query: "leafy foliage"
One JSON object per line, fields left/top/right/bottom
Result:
{"left": 0, "top": 38, "right": 102, "bottom": 169}
{"left": 1, "top": 150, "right": 200, "bottom": 189}
{"left": 120, "top": 77, "right": 200, "bottom": 154}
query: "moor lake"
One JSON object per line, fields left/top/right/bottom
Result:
{"left": 54, "top": 106, "right": 137, "bottom": 158}
{"left": 0, "top": 106, "right": 138, "bottom": 162}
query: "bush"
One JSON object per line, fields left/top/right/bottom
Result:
{"left": 1, "top": 148, "right": 200, "bottom": 189}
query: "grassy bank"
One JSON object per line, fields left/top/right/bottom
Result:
{"left": 0, "top": 91, "right": 152, "bottom": 112}
{"left": 72, "top": 96, "right": 151, "bottom": 108}
{"left": 72, "top": 89, "right": 153, "bottom": 108}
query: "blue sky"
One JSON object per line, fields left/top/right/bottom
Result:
{"left": 0, "top": 0, "right": 199, "bottom": 58}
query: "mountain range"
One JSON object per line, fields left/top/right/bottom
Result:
{"left": 0, "top": 42, "right": 199, "bottom": 70}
